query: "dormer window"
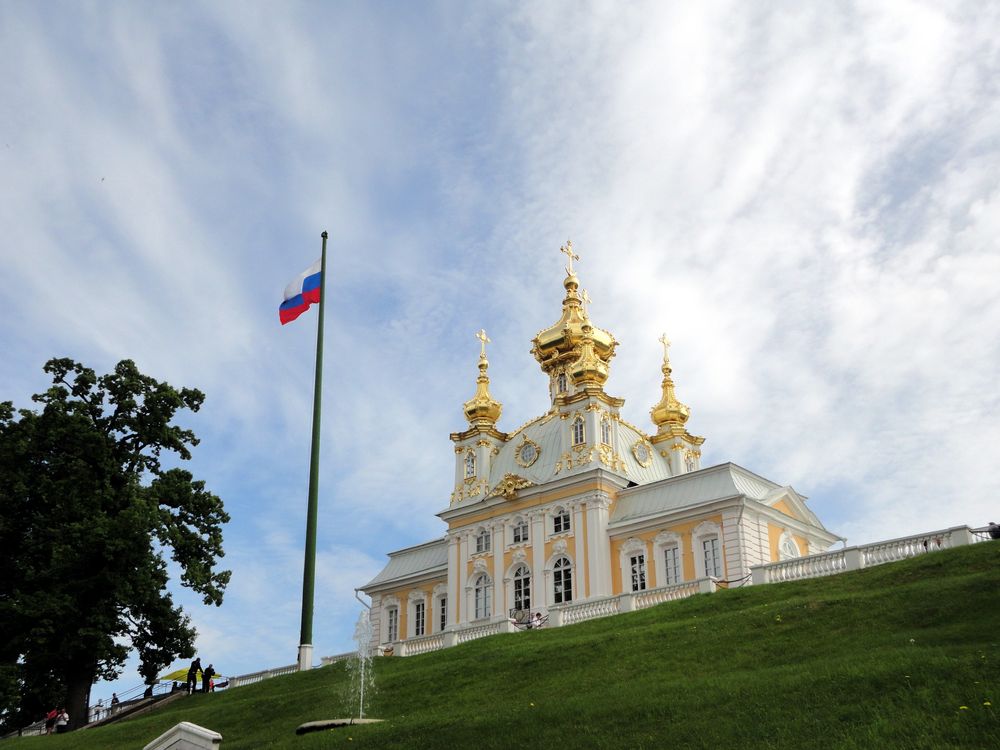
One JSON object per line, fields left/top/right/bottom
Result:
{"left": 572, "top": 416, "right": 585, "bottom": 445}
{"left": 464, "top": 451, "right": 476, "bottom": 478}
{"left": 557, "top": 372, "right": 567, "bottom": 393}
{"left": 600, "top": 417, "right": 611, "bottom": 446}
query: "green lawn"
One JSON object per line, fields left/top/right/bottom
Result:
{"left": 10, "top": 542, "right": 999, "bottom": 749}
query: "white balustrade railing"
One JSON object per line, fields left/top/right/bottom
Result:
{"left": 228, "top": 663, "right": 297, "bottom": 689}
{"left": 402, "top": 633, "right": 445, "bottom": 656}
{"left": 458, "top": 620, "right": 502, "bottom": 643}
{"left": 634, "top": 580, "right": 702, "bottom": 609}
{"left": 751, "top": 525, "right": 982, "bottom": 585}
{"left": 560, "top": 597, "right": 620, "bottom": 625}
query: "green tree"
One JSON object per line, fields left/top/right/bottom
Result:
{"left": 0, "top": 359, "right": 230, "bottom": 732}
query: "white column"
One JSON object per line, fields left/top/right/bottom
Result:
{"left": 572, "top": 501, "right": 587, "bottom": 598}
{"left": 447, "top": 534, "right": 460, "bottom": 628}
{"left": 492, "top": 521, "right": 505, "bottom": 620}
{"left": 530, "top": 510, "right": 546, "bottom": 608}
{"left": 585, "top": 494, "right": 612, "bottom": 597}
{"left": 721, "top": 506, "right": 747, "bottom": 582}
{"left": 458, "top": 531, "right": 470, "bottom": 625}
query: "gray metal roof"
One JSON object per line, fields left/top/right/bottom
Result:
{"left": 361, "top": 537, "right": 448, "bottom": 589}
{"left": 609, "top": 462, "right": 780, "bottom": 525}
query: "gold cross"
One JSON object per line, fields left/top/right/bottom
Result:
{"left": 560, "top": 240, "right": 580, "bottom": 275}
{"left": 476, "top": 328, "right": 491, "bottom": 357}
{"left": 659, "top": 332, "right": 671, "bottom": 360}
{"left": 581, "top": 289, "right": 591, "bottom": 316}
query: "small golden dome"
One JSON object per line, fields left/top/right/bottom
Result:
{"left": 650, "top": 334, "right": 690, "bottom": 428}
{"left": 463, "top": 330, "right": 502, "bottom": 427}
{"left": 569, "top": 322, "right": 609, "bottom": 386}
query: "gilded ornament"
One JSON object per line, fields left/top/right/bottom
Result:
{"left": 631, "top": 440, "right": 653, "bottom": 468}
{"left": 487, "top": 473, "right": 536, "bottom": 500}
{"left": 515, "top": 438, "right": 541, "bottom": 468}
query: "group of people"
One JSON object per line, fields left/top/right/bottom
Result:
{"left": 186, "top": 657, "right": 217, "bottom": 693}
{"left": 43, "top": 708, "right": 68, "bottom": 735}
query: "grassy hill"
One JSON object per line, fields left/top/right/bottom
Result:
{"left": 9, "top": 542, "right": 999, "bottom": 749}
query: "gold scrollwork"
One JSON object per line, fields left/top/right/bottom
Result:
{"left": 632, "top": 440, "right": 653, "bottom": 468}
{"left": 487, "top": 473, "right": 536, "bottom": 500}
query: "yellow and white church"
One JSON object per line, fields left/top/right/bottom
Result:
{"left": 361, "top": 245, "right": 838, "bottom": 653}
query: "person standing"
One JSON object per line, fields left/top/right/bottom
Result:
{"left": 44, "top": 708, "right": 58, "bottom": 735}
{"left": 202, "top": 664, "right": 216, "bottom": 694}
{"left": 187, "top": 658, "right": 202, "bottom": 694}
{"left": 55, "top": 708, "right": 69, "bottom": 734}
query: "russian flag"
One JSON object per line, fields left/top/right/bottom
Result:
{"left": 279, "top": 259, "right": 322, "bottom": 325}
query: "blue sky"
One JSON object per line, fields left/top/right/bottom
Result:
{"left": 2, "top": 1, "right": 999, "bottom": 704}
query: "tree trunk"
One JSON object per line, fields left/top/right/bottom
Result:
{"left": 64, "top": 667, "right": 94, "bottom": 731}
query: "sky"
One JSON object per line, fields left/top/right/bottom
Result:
{"left": 2, "top": 0, "right": 999, "bottom": 705}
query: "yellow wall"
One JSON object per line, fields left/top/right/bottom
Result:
{"left": 380, "top": 580, "right": 444, "bottom": 641}
{"left": 609, "top": 515, "right": 723, "bottom": 594}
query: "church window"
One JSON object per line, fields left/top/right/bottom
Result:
{"left": 663, "top": 546, "right": 680, "bottom": 585}
{"left": 474, "top": 574, "right": 492, "bottom": 619}
{"left": 601, "top": 417, "right": 611, "bottom": 446}
{"left": 475, "top": 528, "right": 491, "bottom": 554}
{"left": 439, "top": 596, "right": 447, "bottom": 632}
{"left": 553, "top": 508, "right": 571, "bottom": 534}
{"left": 512, "top": 518, "right": 529, "bottom": 544}
{"left": 557, "top": 372, "right": 567, "bottom": 393}
{"left": 685, "top": 453, "right": 695, "bottom": 472}
{"left": 702, "top": 537, "right": 721, "bottom": 578}
{"left": 630, "top": 553, "right": 647, "bottom": 592}
{"left": 414, "top": 600, "right": 425, "bottom": 637}
{"left": 464, "top": 451, "right": 476, "bottom": 478}
{"left": 552, "top": 557, "right": 573, "bottom": 604}
{"left": 386, "top": 607, "right": 399, "bottom": 642}
{"left": 513, "top": 565, "right": 531, "bottom": 611}
{"left": 572, "top": 416, "right": 585, "bottom": 445}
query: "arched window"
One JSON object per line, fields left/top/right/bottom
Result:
{"left": 464, "top": 451, "right": 476, "bottom": 478}
{"left": 512, "top": 517, "right": 529, "bottom": 544}
{"left": 413, "top": 600, "right": 425, "bottom": 636}
{"left": 512, "top": 565, "right": 531, "bottom": 611}
{"left": 474, "top": 574, "right": 492, "bottom": 619}
{"left": 557, "top": 372, "right": 567, "bottom": 393}
{"left": 552, "top": 556, "right": 573, "bottom": 604}
{"left": 475, "top": 527, "right": 491, "bottom": 554}
{"left": 601, "top": 417, "right": 611, "bottom": 446}
{"left": 779, "top": 534, "right": 801, "bottom": 560}
{"left": 572, "top": 416, "right": 585, "bottom": 445}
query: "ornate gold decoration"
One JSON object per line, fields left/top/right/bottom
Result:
{"left": 650, "top": 332, "right": 690, "bottom": 428}
{"left": 463, "top": 329, "right": 503, "bottom": 427}
{"left": 531, "top": 243, "right": 618, "bottom": 381}
{"left": 569, "top": 321, "right": 609, "bottom": 387}
{"left": 514, "top": 438, "right": 541, "bottom": 468}
{"left": 632, "top": 440, "right": 653, "bottom": 468}
{"left": 488, "top": 473, "right": 536, "bottom": 500}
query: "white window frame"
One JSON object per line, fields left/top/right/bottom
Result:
{"left": 557, "top": 372, "right": 567, "bottom": 393}
{"left": 551, "top": 555, "right": 574, "bottom": 604}
{"left": 432, "top": 583, "right": 449, "bottom": 633}
{"left": 475, "top": 527, "right": 491, "bottom": 554}
{"left": 512, "top": 517, "right": 529, "bottom": 545}
{"left": 600, "top": 416, "right": 611, "bottom": 446}
{"left": 693, "top": 521, "right": 723, "bottom": 579}
{"left": 572, "top": 415, "right": 585, "bottom": 445}
{"left": 778, "top": 531, "right": 801, "bottom": 561}
{"left": 653, "top": 530, "right": 683, "bottom": 586}
{"left": 552, "top": 507, "right": 571, "bottom": 535}
{"left": 473, "top": 574, "right": 492, "bottom": 620}
{"left": 414, "top": 600, "right": 425, "bottom": 636}
{"left": 464, "top": 450, "right": 476, "bottom": 478}
{"left": 438, "top": 595, "right": 447, "bottom": 632}
{"left": 386, "top": 606, "right": 399, "bottom": 643}
{"left": 512, "top": 564, "right": 531, "bottom": 612}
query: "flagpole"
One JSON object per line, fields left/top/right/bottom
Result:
{"left": 298, "top": 230, "right": 328, "bottom": 671}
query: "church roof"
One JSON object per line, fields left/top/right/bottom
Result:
{"left": 361, "top": 537, "right": 447, "bottom": 589}
{"left": 609, "top": 462, "right": 786, "bottom": 526}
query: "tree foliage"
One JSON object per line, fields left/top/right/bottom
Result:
{"left": 0, "top": 359, "right": 230, "bottom": 732}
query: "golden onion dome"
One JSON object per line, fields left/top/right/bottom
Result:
{"left": 650, "top": 333, "right": 690, "bottom": 428}
{"left": 463, "top": 330, "right": 502, "bottom": 427}
{"left": 530, "top": 243, "right": 618, "bottom": 374}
